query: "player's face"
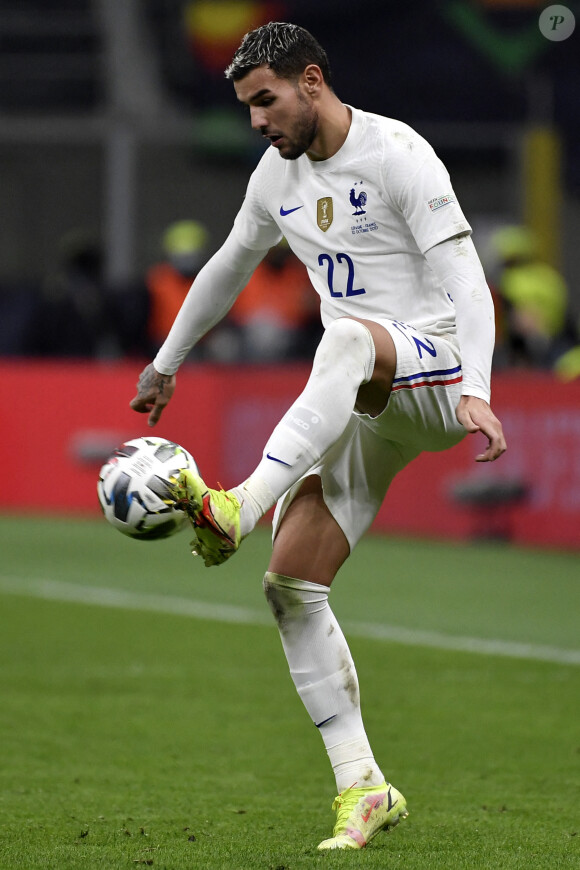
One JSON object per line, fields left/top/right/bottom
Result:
{"left": 234, "top": 65, "right": 319, "bottom": 160}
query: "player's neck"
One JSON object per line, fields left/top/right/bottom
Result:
{"left": 306, "top": 98, "right": 351, "bottom": 162}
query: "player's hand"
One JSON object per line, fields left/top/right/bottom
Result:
{"left": 129, "top": 363, "right": 176, "bottom": 427}
{"left": 456, "top": 395, "right": 506, "bottom": 462}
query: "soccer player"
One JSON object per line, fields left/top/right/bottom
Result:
{"left": 130, "top": 22, "right": 506, "bottom": 850}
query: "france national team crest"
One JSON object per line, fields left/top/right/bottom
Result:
{"left": 317, "top": 197, "right": 333, "bottom": 232}
{"left": 350, "top": 181, "right": 378, "bottom": 235}
{"left": 350, "top": 183, "right": 367, "bottom": 215}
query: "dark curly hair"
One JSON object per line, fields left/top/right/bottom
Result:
{"left": 225, "top": 22, "right": 332, "bottom": 85}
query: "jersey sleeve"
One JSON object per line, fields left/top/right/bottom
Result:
{"left": 385, "top": 139, "right": 472, "bottom": 254}
{"left": 425, "top": 235, "right": 494, "bottom": 401}
{"left": 232, "top": 153, "right": 284, "bottom": 251}
{"left": 153, "top": 230, "right": 268, "bottom": 374}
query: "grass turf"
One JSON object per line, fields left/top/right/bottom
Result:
{"left": 0, "top": 515, "right": 579, "bottom": 868}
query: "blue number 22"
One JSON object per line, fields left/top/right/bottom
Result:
{"left": 318, "top": 252, "right": 366, "bottom": 298}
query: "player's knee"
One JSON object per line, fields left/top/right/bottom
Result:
{"left": 263, "top": 571, "right": 319, "bottom": 632}
{"left": 313, "top": 318, "right": 375, "bottom": 383}
{"left": 319, "top": 317, "right": 372, "bottom": 355}
{"left": 263, "top": 571, "right": 294, "bottom": 630}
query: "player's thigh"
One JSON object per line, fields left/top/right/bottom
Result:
{"left": 272, "top": 416, "right": 419, "bottom": 568}
{"left": 268, "top": 474, "right": 350, "bottom": 588}
{"left": 371, "top": 319, "right": 466, "bottom": 452}
{"left": 350, "top": 317, "right": 398, "bottom": 417}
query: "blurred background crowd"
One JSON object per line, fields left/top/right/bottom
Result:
{"left": 0, "top": 0, "right": 578, "bottom": 372}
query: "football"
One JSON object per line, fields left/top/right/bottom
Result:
{"left": 97, "top": 436, "right": 197, "bottom": 540}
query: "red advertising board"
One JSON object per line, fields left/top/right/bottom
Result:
{"left": 1, "top": 360, "right": 579, "bottom": 549}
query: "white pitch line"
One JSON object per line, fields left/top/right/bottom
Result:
{"left": 1, "top": 575, "right": 580, "bottom": 667}
{"left": 344, "top": 620, "right": 580, "bottom": 666}
{"left": 0, "top": 575, "right": 272, "bottom": 627}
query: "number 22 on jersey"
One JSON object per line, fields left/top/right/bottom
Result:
{"left": 318, "top": 252, "right": 366, "bottom": 298}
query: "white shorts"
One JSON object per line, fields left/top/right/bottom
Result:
{"left": 272, "top": 319, "right": 466, "bottom": 551}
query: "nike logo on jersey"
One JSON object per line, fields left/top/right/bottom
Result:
{"left": 266, "top": 452, "right": 292, "bottom": 467}
{"left": 279, "top": 204, "right": 304, "bottom": 216}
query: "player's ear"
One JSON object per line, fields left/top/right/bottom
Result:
{"left": 302, "top": 64, "right": 324, "bottom": 96}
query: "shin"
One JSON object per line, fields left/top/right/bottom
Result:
{"left": 263, "top": 571, "right": 384, "bottom": 791}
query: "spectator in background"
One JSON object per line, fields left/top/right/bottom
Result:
{"left": 146, "top": 220, "right": 210, "bottom": 353}
{"left": 147, "top": 226, "right": 318, "bottom": 364}
{"left": 227, "top": 238, "right": 320, "bottom": 361}
{"left": 490, "top": 225, "right": 569, "bottom": 368}
{"left": 28, "top": 229, "right": 120, "bottom": 358}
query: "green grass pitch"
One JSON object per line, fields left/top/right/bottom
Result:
{"left": 0, "top": 514, "right": 579, "bottom": 868}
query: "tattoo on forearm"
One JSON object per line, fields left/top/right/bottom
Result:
{"left": 138, "top": 365, "right": 170, "bottom": 397}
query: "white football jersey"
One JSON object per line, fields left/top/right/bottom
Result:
{"left": 232, "top": 106, "right": 472, "bottom": 337}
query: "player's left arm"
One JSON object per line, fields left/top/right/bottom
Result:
{"left": 455, "top": 395, "right": 506, "bottom": 462}
{"left": 425, "top": 234, "right": 506, "bottom": 462}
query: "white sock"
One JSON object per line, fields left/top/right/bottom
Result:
{"left": 233, "top": 319, "right": 375, "bottom": 536}
{"left": 231, "top": 478, "right": 275, "bottom": 538}
{"left": 263, "top": 572, "right": 385, "bottom": 792}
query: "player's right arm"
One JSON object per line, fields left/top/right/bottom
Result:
{"left": 129, "top": 364, "right": 176, "bottom": 427}
{"left": 130, "top": 229, "right": 270, "bottom": 426}
{"left": 131, "top": 152, "right": 282, "bottom": 426}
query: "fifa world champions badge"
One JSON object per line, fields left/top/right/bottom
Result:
{"left": 317, "top": 197, "right": 333, "bottom": 232}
